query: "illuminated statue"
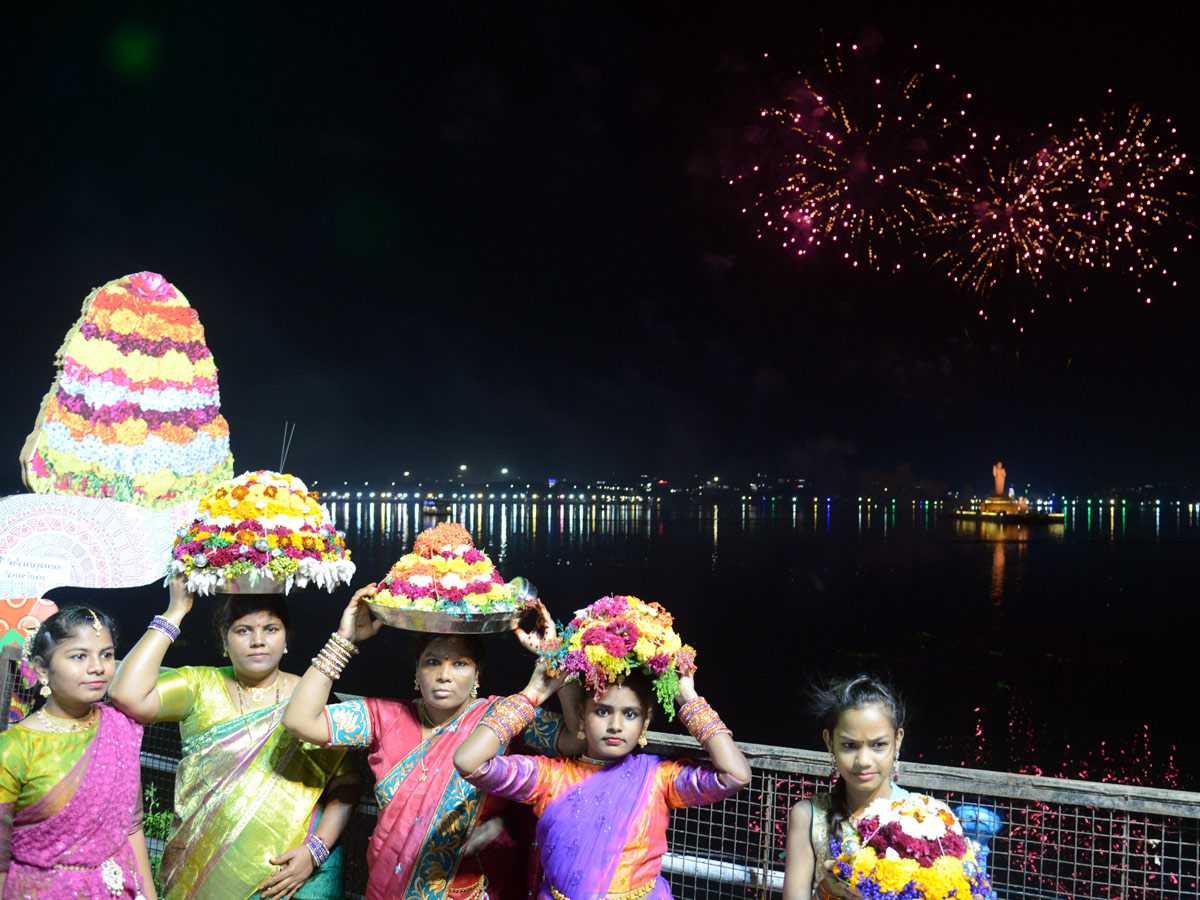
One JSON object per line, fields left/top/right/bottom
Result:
{"left": 992, "top": 461, "right": 1006, "bottom": 497}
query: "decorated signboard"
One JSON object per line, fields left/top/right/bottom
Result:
{"left": 0, "top": 493, "right": 198, "bottom": 597}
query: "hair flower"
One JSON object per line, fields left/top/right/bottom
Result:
{"left": 540, "top": 595, "right": 697, "bottom": 719}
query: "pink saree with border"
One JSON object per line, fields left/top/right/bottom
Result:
{"left": 5, "top": 704, "right": 146, "bottom": 899}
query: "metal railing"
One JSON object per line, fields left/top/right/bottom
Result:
{"left": 4, "top": 654, "right": 1198, "bottom": 899}
{"left": 653, "top": 732, "right": 1200, "bottom": 899}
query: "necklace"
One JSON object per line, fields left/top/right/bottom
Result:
{"left": 415, "top": 700, "right": 461, "bottom": 783}
{"left": 36, "top": 705, "right": 98, "bottom": 734}
{"left": 417, "top": 699, "right": 454, "bottom": 736}
{"left": 235, "top": 675, "right": 282, "bottom": 738}
{"left": 235, "top": 671, "right": 281, "bottom": 703}
{"left": 579, "top": 754, "right": 617, "bottom": 767}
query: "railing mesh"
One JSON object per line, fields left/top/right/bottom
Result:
{"left": 3, "top": 652, "right": 1197, "bottom": 899}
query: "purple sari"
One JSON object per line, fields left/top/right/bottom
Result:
{"left": 5, "top": 704, "right": 146, "bottom": 899}
{"left": 469, "top": 752, "right": 742, "bottom": 900}
{"left": 535, "top": 754, "right": 669, "bottom": 900}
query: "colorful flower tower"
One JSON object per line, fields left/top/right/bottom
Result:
{"left": 19, "top": 272, "right": 233, "bottom": 508}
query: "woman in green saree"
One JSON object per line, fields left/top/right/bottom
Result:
{"left": 110, "top": 577, "right": 361, "bottom": 900}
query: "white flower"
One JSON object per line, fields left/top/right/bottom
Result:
{"left": 863, "top": 798, "right": 895, "bottom": 820}
{"left": 897, "top": 801, "right": 948, "bottom": 840}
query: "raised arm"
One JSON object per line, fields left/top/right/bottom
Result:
{"left": 554, "top": 680, "right": 587, "bottom": 757}
{"left": 282, "top": 586, "right": 382, "bottom": 745}
{"left": 110, "top": 576, "right": 193, "bottom": 723}
{"left": 514, "top": 601, "right": 586, "bottom": 757}
{"left": 454, "top": 665, "right": 561, "bottom": 777}
{"left": 676, "top": 674, "right": 752, "bottom": 787}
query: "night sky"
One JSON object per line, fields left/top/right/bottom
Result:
{"left": 3, "top": 3, "right": 1196, "bottom": 496}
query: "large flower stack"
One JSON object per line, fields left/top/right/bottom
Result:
{"left": 540, "top": 595, "right": 697, "bottom": 718}
{"left": 371, "top": 523, "right": 521, "bottom": 615}
{"left": 20, "top": 272, "right": 233, "bottom": 508}
{"left": 832, "top": 794, "right": 991, "bottom": 900}
{"left": 168, "top": 471, "right": 354, "bottom": 595}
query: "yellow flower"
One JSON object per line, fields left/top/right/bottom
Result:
{"left": 916, "top": 856, "right": 971, "bottom": 898}
{"left": 850, "top": 846, "right": 877, "bottom": 881}
{"left": 875, "top": 859, "right": 920, "bottom": 893}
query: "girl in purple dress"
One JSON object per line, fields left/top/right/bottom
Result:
{"left": 453, "top": 665, "right": 750, "bottom": 900}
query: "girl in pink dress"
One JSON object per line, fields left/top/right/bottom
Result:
{"left": 0, "top": 607, "right": 155, "bottom": 899}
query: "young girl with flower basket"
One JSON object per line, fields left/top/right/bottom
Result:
{"left": 781, "top": 676, "right": 990, "bottom": 900}
{"left": 453, "top": 595, "right": 751, "bottom": 900}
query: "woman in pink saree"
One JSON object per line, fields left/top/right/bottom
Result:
{"left": 283, "top": 588, "right": 585, "bottom": 900}
{"left": 0, "top": 607, "right": 155, "bottom": 899}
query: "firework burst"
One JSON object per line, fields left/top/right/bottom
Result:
{"left": 921, "top": 135, "right": 1090, "bottom": 302}
{"left": 1062, "top": 105, "right": 1193, "bottom": 303}
{"left": 736, "top": 36, "right": 973, "bottom": 272}
{"left": 923, "top": 106, "right": 1192, "bottom": 322}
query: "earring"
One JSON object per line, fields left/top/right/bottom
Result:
{"left": 222, "top": 646, "right": 229, "bottom": 658}
{"left": 638, "top": 729, "right": 648, "bottom": 748}
{"left": 469, "top": 677, "right": 479, "bottom": 700}
{"left": 576, "top": 727, "right": 586, "bottom": 741}
{"left": 828, "top": 752, "right": 838, "bottom": 781}
{"left": 39, "top": 677, "right": 52, "bottom": 699}
{"left": 893, "top": 752, "right": 901, "bottom": 784}
{"left": 283, "top": 646, "right": 289, "bottom": 654}
{"left": 414, "top": 676, "right": 420, "bottom": 691}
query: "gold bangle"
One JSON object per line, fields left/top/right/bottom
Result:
{"left": 329, "top": 632, "right": 359, "bottom": 656}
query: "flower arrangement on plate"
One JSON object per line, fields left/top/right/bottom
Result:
{"left": 832, "top": 794, "right": 991, "bottom": 900}
{"left": 368, "top": 523, "right": 536, "bottom": 631}
{"left": 538, "top": 595, "right": 697, "bottom": 719}
{"left": 167, "top": 470, "right": 354, "bottom": 595}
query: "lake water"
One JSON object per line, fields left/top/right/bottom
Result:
{"left": 332, "top": 497, "right": 1198, "bottom": 787}
{"left": 80, "top": 497, "right": 1199, "bottom": 790}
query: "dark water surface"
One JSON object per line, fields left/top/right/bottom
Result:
{"left": 72, "top": 498, "right": 1199, "bottom": 789}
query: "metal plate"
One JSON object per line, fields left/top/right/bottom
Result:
{"left": 215, "top": 572, "right": 287, "bottom": 594}
{"left": 366, "top": 602, "right": 525, "bottom": 634}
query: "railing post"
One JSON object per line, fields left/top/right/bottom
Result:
{"left": 759, "top": 775, "right": 776, "bottom": 898}
{"left": 0, "top": 644, "right": 23, "bottom": 733}
{"left": 1118, "top": 814, "right": 1130, "bottom": 899}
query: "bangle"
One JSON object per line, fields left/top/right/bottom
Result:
{"left": 479, "top": 693, "right": 536, "bottom": 744}
{"left": 148, "top": 615, "right": 180, "bottom": 642}
{"left": 304, "top": 834, "right": 330, "bottom": 867}
{"left": 321, "top": 642, "right": 353, "bottom": 666}
{"left": 311, "top": 634, "right": 354, "bottom": 680}
{"left": 678, "top": 696, "right": 731, "bottom": 747}
{"left": 328, "top": 632, "right": 359, "bottom": 656}
{"left": 310, "top": 655, "right": 340, "bottom": 680}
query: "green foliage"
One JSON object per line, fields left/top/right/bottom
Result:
{"left": 143, "top": 783, "right": 174, "bottom": 895}
{"left": 653, "top": 668, "right": 681, "bottom": 721}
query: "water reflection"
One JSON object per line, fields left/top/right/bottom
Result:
{"left": 328, "top": 497, "right": 1194, "bottom": 565}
